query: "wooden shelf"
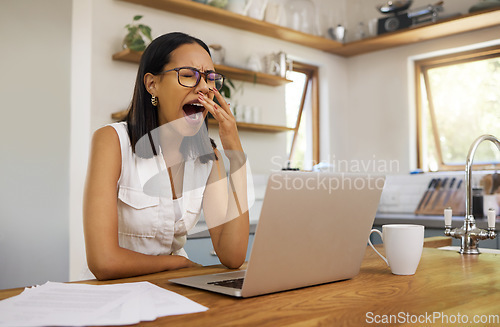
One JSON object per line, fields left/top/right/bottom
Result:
{"left": 337, "top": 8, "right": 500, "bottom": 57}
{"left": 214, "top": 64, "right": 292, "bottom": 86}
{"left": 112, "top": 48, "right": 292, "bottom": 86}
{"left": 118, "top": 0, "right": 343, "bottom": 53}
{"left": 111, "top": 49, "right": 292, "bottom": 129}
{"left": 110, "top": 110, "right": 292, "bottom": 133}
{"left": 208, "top": 118, "right": 293, "bottom": 133}
{"left": 111, "top": 109, "right": 128, "bottom": 121}
{"left": 117, "top": 0, "right": 500, "bottom": 57}
{"left": 111, "top": 48, "right": 143, "bottom": 63}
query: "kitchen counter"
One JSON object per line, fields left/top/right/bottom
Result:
{"left": 188, "top": 213, "right": 500, "bottom": 239}
{"left": 2, "top": 243, "right": 500, "bottom": 326}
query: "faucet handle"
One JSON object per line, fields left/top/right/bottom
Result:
{"left": 444, "top": 207, "right": 452, "bottom": 226}
{"left": 487, "top": 208, "right": 496, "bottom": 230}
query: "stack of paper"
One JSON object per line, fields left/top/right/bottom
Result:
{"left": 0, "top": 281, "right": 208, "bottom": 326}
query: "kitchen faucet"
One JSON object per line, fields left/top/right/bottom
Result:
{"left": 444, "top": 134, "right": 500, "bottom": 254}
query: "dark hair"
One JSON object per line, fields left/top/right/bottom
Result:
{"left": 125, "top": 32, "right": 217, "bottom": 162}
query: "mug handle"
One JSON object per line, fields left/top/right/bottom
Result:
{"left": 368, "top": 229, "right": 389, "bottom": 266}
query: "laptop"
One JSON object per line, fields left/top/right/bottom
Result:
{"left": 169, "top": 171, "right": 385, "bottom": 298}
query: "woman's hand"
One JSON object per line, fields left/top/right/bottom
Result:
{"left": 199, "top": 89, "right": 249, "bottom": 269}
{"left": 198, "top": 89, "right": 243, "bottom": 152}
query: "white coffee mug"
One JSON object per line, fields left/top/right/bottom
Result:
{"left": 368, "top": 224, "right": 424, "bottom": 275}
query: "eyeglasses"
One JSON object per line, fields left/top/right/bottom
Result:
{"left": 159, "top": 66, "right": 225, "bottom": 91}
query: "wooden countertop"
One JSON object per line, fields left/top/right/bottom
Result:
{"left": 2, "top": 241, "right": 500, "bottom": 326}
{"left": 375, "top": 213, "right": 500, "bottom": 230}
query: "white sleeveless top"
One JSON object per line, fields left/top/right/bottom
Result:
{"left": 110, "top": 122, "right": 213, "bottom": 257}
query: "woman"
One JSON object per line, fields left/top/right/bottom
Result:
{"left": 83, "top": 32, "right": 249, "bottom": 280}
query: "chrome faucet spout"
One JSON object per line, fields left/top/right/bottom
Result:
{"left": 465, "top": 134, "right": 500, "bottom": 217}
{"left": 444, "top": 134, "right": 499, "bottom": 254}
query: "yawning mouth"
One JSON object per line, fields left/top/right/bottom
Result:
{"left": 182, "top": 102, "right": 205, "bottom": 125}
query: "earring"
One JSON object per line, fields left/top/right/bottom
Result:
{"left": 151, "top": 95, "right": 158, "bottom": 107}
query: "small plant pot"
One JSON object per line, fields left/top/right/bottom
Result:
{"left": 122, "top": 33, "right": 150, "bottom": 52}
{"left": 123, "top": 15, "right": 152, "bottom": 52}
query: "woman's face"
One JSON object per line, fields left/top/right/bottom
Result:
{"left": 148, "top": 43, "right": 214, "bottom": 135}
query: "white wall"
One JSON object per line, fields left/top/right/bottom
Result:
{"left": 69, "top": 0, "right": 92, "bottom": 285}
{"left": 0, "top": 0, "right": 72, "bottom": 289}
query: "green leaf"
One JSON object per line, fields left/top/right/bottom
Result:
{"left": 220, "top": 84, "right": 231, "bottom": 98}
{"left": 226, "top": 78, "right": 235, "bottom": 89}
{"left": 133, "top": 15, "right": 143, "bottom": 21}
{"left": 128, "top": 37, "right": 146, "bottom": 51}
{"left": 126, "top": 26, "right": 138, "bottom": 35}
{"left": 218, "top": 77, "right": 235, "bottom": 98}
{"left": 138, "top": 25, "right": 153, "bottom": 41}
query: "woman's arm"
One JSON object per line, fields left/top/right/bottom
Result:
{"left": 203, "top": 149, "right": 249, "bottom": 269}
{"left": 199, "top": 89, "right": 250, "bottom": 269}
{"left": 83, "top": 126, "right": 197, "bottom": 280}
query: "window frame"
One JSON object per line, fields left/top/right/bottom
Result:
{"left": 287, "top": 61, "right": 320, "bottom": 166}
{"left": 415, "top": 45, "right": 500, "bottom": 171}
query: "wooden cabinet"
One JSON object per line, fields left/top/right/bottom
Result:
{"left": 111, "top": 49, "right": 294, "bottom": 132}
{"left": 118, "top": 0, "right": 500, "bottom": 57}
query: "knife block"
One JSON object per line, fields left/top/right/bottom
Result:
{"left": 415, "top": 181, "right": 465, "bottom": 216}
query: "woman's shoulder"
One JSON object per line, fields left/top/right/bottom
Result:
{"left": 87, "top": 125, "right": 123, "bottom": 180}
{"left": 91, "top": 122, "right": 129, "bottom": 153}
{"left": 92, "top": 122, "right": 127, "bottom": 143}
{"left": 104, "top": 121, "right": 128, "bottom": 136}
{"left": 90, "top": 125, "right": 120, "bottom": 153}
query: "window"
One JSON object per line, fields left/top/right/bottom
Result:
{"left": 285, "top": 62, "right": 320, "bottom": 170}
{"left": 415, "top": 45, "right": 500, "bottom": 171}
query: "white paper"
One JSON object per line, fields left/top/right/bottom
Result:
{"left": 0, "top": 281, "right": 208, "bottom": 327}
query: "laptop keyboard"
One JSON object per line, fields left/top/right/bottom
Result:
{"left": 208, "top": 277, "right": 244, "bottom": 289}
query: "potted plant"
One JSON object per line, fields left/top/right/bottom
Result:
{"left": 122, "top": 15, "right": 153, "bottom": 52}
{"left": 219, "top": 78, "right": 235, "bottom": 100}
